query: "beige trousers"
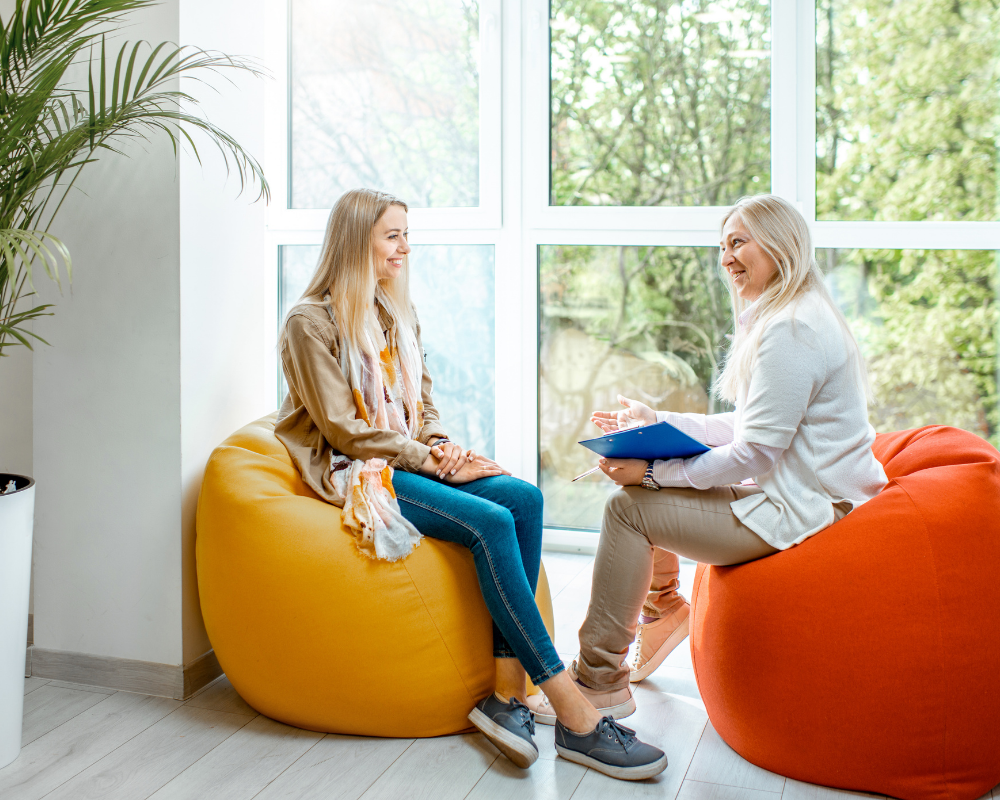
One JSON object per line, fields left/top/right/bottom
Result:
{"left": 578, "top": 484, "right": 778, "bottom": 691}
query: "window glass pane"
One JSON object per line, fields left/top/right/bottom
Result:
{"left": 290, "top": 0, "right": 480, "bottom": 209}
{"left": 816, "top": 0, "right": 1000, "bottom": 221}
{"left": 279, "top": 245, "right": 496, "bottom": 457}
{"left": 823, "top": 248, "right": 998, "bottom": 447}
{"left": 539, "top": 244, "right": 731, "bottom": 530}
{"left": 549, "top": 0, "right": 771, "bottom": 207}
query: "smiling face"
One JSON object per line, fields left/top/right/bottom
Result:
{"left": 720, "top": 214, "right": 779, "bottom": 302}
{"left": 372, "top": 204, "right": 410, "bottom": 282}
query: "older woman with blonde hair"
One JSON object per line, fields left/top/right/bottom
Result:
{"left": 534, "top": 194, "right": 888, "bottom": 723}
{"left": 275, "top": 188, "right": 668, "bottom": 781}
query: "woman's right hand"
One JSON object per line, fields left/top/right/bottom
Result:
{"left": 427, "top": 440, "right": 471, "bottom": 478}
{"left": 590, "top": 394, "right": 656, "bottom": 433}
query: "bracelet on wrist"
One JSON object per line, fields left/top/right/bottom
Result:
{"left": 641, "top": 461, "right": 661, "bottom": 491}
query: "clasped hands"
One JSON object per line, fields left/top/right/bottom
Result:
{"left": 422, "top": 439, "right": 511, "bottom": 484}
{"left": 590, "top": 394, "right": 655, "bottom": 487}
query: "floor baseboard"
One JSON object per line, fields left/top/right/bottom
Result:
{"left": 26, "top": 645, "right": 223, "bottom": 700}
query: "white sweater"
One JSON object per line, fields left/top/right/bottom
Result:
{"left": 656, "top": 290, "right": 887, "bottom": 550}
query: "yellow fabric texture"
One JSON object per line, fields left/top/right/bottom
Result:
{"left": 196, "top": 414, "right": 555, "bottom": 737}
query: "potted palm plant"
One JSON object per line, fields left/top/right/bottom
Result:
{"left": 0, "top": 0, "right": 268, "bottom": 769}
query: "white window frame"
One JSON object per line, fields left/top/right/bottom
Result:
{"left": 264, "top": 0, "right": 1000, "bottom": 551}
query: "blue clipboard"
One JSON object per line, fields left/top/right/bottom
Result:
{"left": 578, "top": 421, "right": 710, "bottom": 461}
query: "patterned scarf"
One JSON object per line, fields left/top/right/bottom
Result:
{"left": 323, "top": 297, "right": 425, "bottom": 561}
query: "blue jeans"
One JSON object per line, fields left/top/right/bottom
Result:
{"left": 392, "top": 471, "right": 565, "bottom": 687}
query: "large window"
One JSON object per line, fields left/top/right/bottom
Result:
{"left": 290, "top": 0, "right": 481, "bottom": 209}
{"left": 266, "top": 0, "right": 1000, "bottom": 543}
{"left": 550, "top": 0, "right": 772, "bottom": 207}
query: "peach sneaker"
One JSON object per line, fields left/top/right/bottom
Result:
{"left": 629, "top": 601, "right": 691, "bottom": 682}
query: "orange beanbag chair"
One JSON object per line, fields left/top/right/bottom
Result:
{"left": 690, "top": 426, "right": 1000, "bottom": 800}
{"left": 196, "top": 414, "right": 554, "bottom": 737}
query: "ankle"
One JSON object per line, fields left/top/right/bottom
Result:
{"left": 562, "top": 707, "right": 602, "bottom": 735}
{"left": 557, "top": 702, "right": 600, "bottom": 731}
{"left": 495, "top": 688, "right": 527, "bottom": 704}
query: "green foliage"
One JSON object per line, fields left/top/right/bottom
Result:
{"left": 541, "top": 244, "right": 731, "bottom": 410}
{"left": 817, "top": 0, "right": 999, "bottom": 445}
{"left": 550, "top": 0, "right": 770, "bottom": 206}
{"left": 816, "top": 0, "right": 998, "bottom": 222}
{"left": 0, "top": 0, "right": 269, "bottom": 357}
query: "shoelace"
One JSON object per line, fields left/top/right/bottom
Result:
{"left": 598, "top": 716, "right": 638, "bottom": 751}
{"left": 506, "top": 697, "right": 536, "bottom": 736}
{"left": 630, "top": 625, "right": 646, "bottom": 668}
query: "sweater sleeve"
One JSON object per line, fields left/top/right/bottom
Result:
{"left": 655, "top": 410, "right": 736, "bottom": 447}
{"left": 739, "top": 319, "right": 826, "bottom": 449}
{"left": 653, "top": 439, "right": 783, "bottom": 489}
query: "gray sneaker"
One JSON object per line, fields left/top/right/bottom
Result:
{"left": 555, "top": 716, "right": 667, "bottom": 780}
{"left": 468, "top": 694, "right": 539, "bottom": 768}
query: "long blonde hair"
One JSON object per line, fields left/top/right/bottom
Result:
{"left": 279, "top": 188, "right": 417, "bottom": 363}
{"left": 714, "top": 195, "right": 871, "bottom": 404}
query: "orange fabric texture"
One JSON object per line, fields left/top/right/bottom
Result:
{"left": 196, "top": 414, "right": 554, "bottom": 737}
{"left": 689, "top": 426, "right": 1000, "bottom": 800}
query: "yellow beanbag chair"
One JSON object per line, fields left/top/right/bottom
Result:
{"left": 196, "top": 414, "right": 554, "bottom": 737}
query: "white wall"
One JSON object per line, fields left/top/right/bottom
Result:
{"left": 178, "top": 0, "right": 270, "bottom": 665}
{"left": 33, "top": 0, "right": 184, "bottom": 664}
{"left": 30, "top": 0, "right": 269, "bottom": 670}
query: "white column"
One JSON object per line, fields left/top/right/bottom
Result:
{"left": 178, "top": 0, "right": 270, "bottom": 666}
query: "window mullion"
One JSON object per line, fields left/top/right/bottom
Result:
{"left": 797, "top": 0, "right": 818, "bottom": 222}
{"left": 770, "top": 0, "right": 798, "bottom": 204}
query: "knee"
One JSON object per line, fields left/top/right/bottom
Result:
{"left": 478, "top": 503, "right": 517, "bottom": 540}
{"left": 604, "top": 487, "right": 632, "bottom": 518}
{"left": 603, "top": 488, "right": 640, "bottom": 533}
{"left": 497, "top": 476, "right": 544, "bottom": 520}
{"left": 517, "top": 480, "right": 544, "bottom": 519}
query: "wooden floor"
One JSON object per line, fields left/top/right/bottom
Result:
{"left": 2, "top": 552, "right": 997, "bottom": 800}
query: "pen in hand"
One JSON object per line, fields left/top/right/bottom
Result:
{"left": 572, "top": 465, "right": 600, "bottom": 482}
{"left": 572, "top": 461, "right": 618, "bottom": 482}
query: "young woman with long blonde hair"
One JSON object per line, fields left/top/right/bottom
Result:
{"left": 275, "top": 188, "right": 668, "bottom": 781}
{"left": 532, "top": 194, "right": 888, "bottom": 722}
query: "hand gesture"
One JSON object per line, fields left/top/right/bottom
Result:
{"left": 446, "top": 454, "right": 512, "bottom": 484}
{"left": 599, "top": 457, "right": 647, "bottom": 487}
{"left": 430, "top": 440, "right": 472, "bottom": 478}
{"left": 590, "top": 395, "right": 656, "bottom": 433}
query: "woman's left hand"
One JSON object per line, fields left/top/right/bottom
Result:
{"left": 599, "top": 457, "right": 647, "bottom": 486}
{"left": 446, "top": 454, "right": 512, "bottom": 484}
{"left": 430, "top": 440, "right": 473, "bottom": 478}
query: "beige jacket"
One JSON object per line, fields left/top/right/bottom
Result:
{"left": 275, "top": 302, "right": 448, "bottom": 505}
